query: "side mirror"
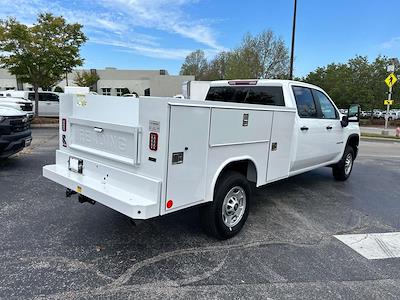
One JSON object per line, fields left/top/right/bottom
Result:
{"left": 347, "top": 104, "right": 360, "bottom": 122}
{"left": 341, "top": 115, "right": 349, "bottom": 127}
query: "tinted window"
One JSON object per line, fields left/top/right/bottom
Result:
{"left": 28, "top": 93, "right": 34, "bottom": 100}
{"left": 292, "top": 86, "right": 317, "bottom": 118}
{"left": 206, "top": 86, "right": 285, "bottom": 106}
{"left": 313, "top": 90, "right": 337, "bottom": 119}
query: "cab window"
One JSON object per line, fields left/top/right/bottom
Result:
{"left": 206, "top": 86, "right": 285, "bottom": 106}
{"left": 313, "top": 90, "right": 338, "bottom": 119}
{"left": 292, "top": 86, "right": 317, "bottom": 118}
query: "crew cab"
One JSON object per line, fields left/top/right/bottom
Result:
{"left": 0, "top": 107, "right": 32, "bottom": 159}
{"left": 0, "top": 97, "right": 34, "bottom": 119}
{"left": 43, "top": 80, "right": 360, "bottom": 239}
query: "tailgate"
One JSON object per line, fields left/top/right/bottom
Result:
{"left": 62, "top": 94, "right": 142, "bottom": 166}
{"left": 69, "top": 118, "right": 141, "bottom": 165}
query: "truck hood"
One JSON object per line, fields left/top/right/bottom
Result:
{"left": 0, "top": 97, "right": 32, "bottom": 104}
{"left": 0, "top": 106, "right": 26, "bottom": 117}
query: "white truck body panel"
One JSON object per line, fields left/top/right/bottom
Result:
{"left": 43, "top": 79, "right": 359, "bottom": 222}
{"left": 182, "top": 81, "right": 211, "bottom": 100}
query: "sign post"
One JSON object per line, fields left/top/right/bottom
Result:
{"left": 383, "top": 73, "right": 397, "bottom": 135}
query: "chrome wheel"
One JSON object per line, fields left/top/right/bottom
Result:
{"left": 222, "top": 186, "right": 246, "bottom": 228}
{"left": 344, "top": 153, "right": 353, "bottom": 176}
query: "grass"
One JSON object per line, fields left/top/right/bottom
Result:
{"left": 361, "top": 132, "right": 400, "bottom": 140}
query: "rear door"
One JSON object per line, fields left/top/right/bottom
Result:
{"left": 290, "top": 86, "right": 326, "bottom": 171}
{"left": 311, "top": 89, "right": 343, "bottom": 161}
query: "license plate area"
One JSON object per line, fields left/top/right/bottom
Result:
{"left": 69, "top": 156, "right": 83, "bottom": 174}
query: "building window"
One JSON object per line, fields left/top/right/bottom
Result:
{"left": 102, "top": 88, "right": 111, "bottom": 96}
{"left": 5, "top": 87, "right": 15, "bottom": 90}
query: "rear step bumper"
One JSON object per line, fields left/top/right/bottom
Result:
{"left": 43, "top": 164, "right": 160, "bottom": 219}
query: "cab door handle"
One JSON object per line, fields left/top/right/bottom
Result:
{"left": 300, "top": 126, "right": 309, "bottom": 131}
{"left": 326, "top": 126, "right": 333, "bottom": 130}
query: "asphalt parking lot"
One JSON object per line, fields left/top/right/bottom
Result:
{"left": 1, "top": 128, "right": 400, "bottom": 299}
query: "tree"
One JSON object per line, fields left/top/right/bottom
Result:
{"left": 224, "top": 30, "right": 289, "bottom": 79}
{"left": 0, "top": 13, "right": 87, "bottom": 116}
{"left": 180, "top": 30, "right": 289, "bottom": 81}
{"left": 180, "top": 50, "right": 208, "bottom": 80}
{"left": 74, "top": 70, "right": 100, "bottom": 90}
{"left": 304, "top": 55, "right": 400, "bottom": 110}
{"left": 54, "top": 86, "right": 64, "bottom": 93}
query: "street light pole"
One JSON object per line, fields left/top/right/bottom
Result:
{"left": 289, "top": 0, "right": 297, "bottom": 80}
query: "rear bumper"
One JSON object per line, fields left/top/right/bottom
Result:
{"left": 43, "top": 151, "right": 162, "bottom": 219}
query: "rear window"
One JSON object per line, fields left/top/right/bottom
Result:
{"left": 205, "top": 86, "right": 285, "bottom": 106}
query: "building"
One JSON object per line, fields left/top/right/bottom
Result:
{"left": 0, "top": 68, "right": 194, "bottom": 97}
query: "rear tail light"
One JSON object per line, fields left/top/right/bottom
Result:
{"left": 62, "top": 118, "right": 67, "bottom": 132}
{"left": 149, "top": 132, "right": 158, "bottom": 151}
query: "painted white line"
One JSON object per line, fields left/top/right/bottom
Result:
{"left": 334, "top": 232, "right": 400, "bottom": 260}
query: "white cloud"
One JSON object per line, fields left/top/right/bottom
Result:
{"left": 0, "top": 0, "right": 223, "bottom": 60}
{"left": 381, "top": 37, "right": 400, "bottom": 50}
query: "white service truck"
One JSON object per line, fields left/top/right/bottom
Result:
{"left": 43, "top": 80, "right": 360, "bottom": 239}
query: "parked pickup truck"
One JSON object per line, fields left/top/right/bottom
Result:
{"left": 43, "top": 80, "right": 360, "bottom": 239}
{"left": 0, "top": 97, "right": 34, "bottom": 119}
{"left": 0, "top": 107, "right": 32, "bottom": 159}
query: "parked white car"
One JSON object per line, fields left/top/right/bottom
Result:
{"left": 4, "top": 91, "right": 59, "bottom": 117}
{"left": 43, "top": 79, "right": 360, "bottom": 239}
{"left": 0, "top": 97, "right": 34, "bottom": 119}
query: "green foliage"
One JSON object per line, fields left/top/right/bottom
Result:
{"left": 53, "top": 86, "right": 64, "bottom": 93}
{"left": 180, "top": 30, "right": 289, "bottom": 81}
{"left": 303, "top": 55, "right": 399, "bottom": 110}
{"left": 0, "top": 13, "right": 87, "bottom": 115}
{"left": 180, "top": 50, "right": 208, "bottom": 80}
{"left": 74, "top": 70, "right": 100, "bottom": 89}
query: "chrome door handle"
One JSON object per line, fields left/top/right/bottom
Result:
{"left": 94, "top": 127, "right": 103, "bottom": 133}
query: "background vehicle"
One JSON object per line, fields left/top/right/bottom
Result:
{"left": 360, "top": 111, "right": 372, "bottom": 118}
{"left": 5, "top": 91, "right": 59, "bottom": 117}
{"left": 373, "top": 110, "right": 383, "bottom": 119}
{"left": 0, "top": 97, "right": 34, "bottom": 119}
{"left": 122, "top": 93, "right": 138, "bottom": 98}
{"left": 0, "top": 107, "right": 31, "bottom": 159}
{"left": 43, "top": 80, "right": 360, "bottom": 239}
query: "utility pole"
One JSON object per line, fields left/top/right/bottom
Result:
{"left": 289, "top": 0, "right": 297, "bottom": 80}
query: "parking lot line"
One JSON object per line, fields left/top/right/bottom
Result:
{"left": 334, "top": 232, "right": 400, "bottom": 259}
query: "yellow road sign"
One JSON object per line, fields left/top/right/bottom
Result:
{"left": 385, "top": 73, "right": 397, "bottom": 87}
{"left": 384, "top": 100, "right": 394, "bottom": 105}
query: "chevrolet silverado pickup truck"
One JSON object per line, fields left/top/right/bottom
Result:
{"left": 43, "top": 80, "right": 360, "bottom": 239}
{"left": 0, "top": 107, "right": 32, "bottom": 159}
{"left": 0, "top": 96, "right": 34, "bottom": 119}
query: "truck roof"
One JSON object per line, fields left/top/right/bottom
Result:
{"left": 209, "top": 79, "right": 323, "bottom": 90}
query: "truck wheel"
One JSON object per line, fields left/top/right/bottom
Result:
{"left": 200, "top": 171, "right": 251, "bottom": 240}
{"left": 332, "top": 146, "right": 354, "bottom": 181}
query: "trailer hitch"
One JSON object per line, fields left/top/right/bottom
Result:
{"left": 66, "top": 188, "right": 77, "bottom": 198}
{"left": 78, "top": 194, "right": 96, "bottom": 205}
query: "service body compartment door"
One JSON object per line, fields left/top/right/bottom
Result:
{"left": 165, "top": 105, "right": 210, "bottom": 213}
{"left": 266, "top": 111, "right": 296, "bottom": 182}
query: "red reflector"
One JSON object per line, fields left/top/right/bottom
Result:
{"left": 149, "top": 132, "right": 158, "bottom": 151}
{"left": 166, "top": 200, "right": 173, "bottom": 209}
{"left": 62, "top": 118, "right": 67, "bottom": 132}
{"left": 228, "top": 80, "right": 258, "bottom": 86}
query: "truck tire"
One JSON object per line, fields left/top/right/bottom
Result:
{"left": 200, "top": 171, "right": 251, "bottom": 239}
{"left": 332, "top": 145, "right": 355, "bottom": 181}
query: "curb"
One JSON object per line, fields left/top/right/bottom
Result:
{"left": 361, "top": 136, "right": 400, "bottom": 143}
{"left": 31, "top": 123, "right": 59, "bottom": 128}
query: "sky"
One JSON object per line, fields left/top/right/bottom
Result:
{"left": 0, "top": 0, "right": 399, "bottom": 77}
